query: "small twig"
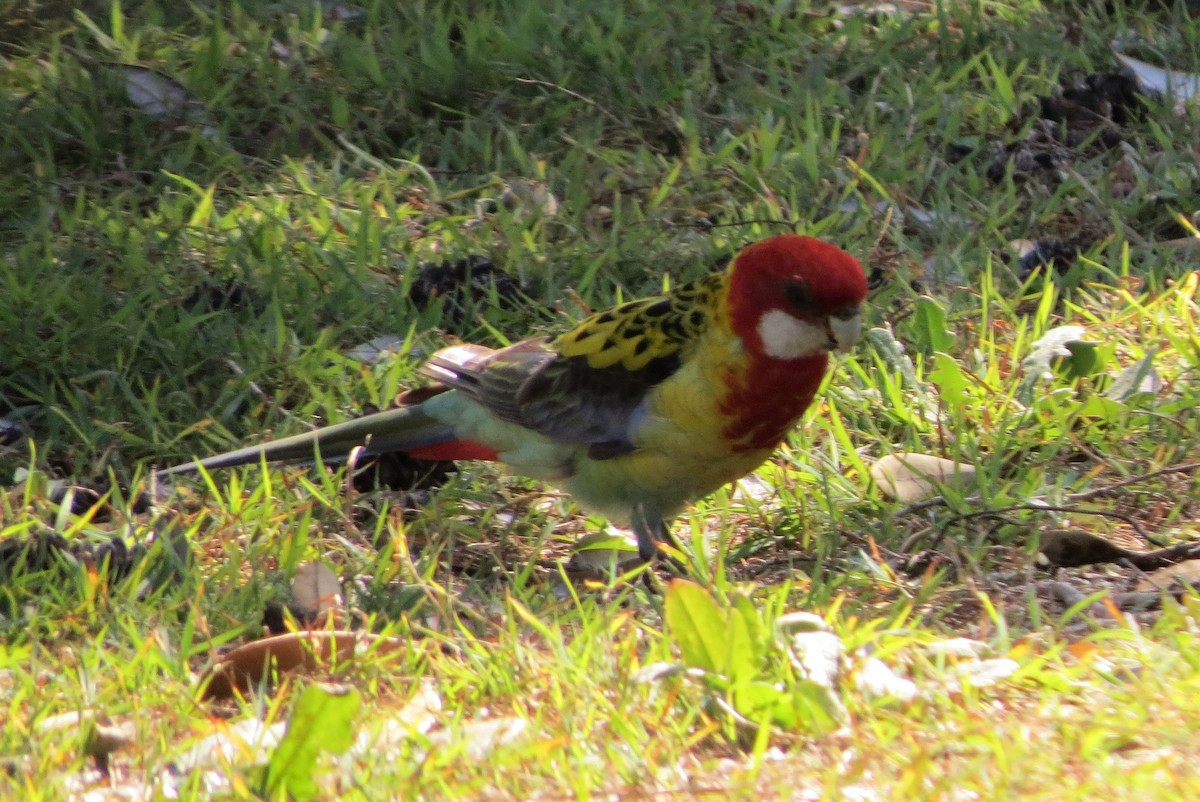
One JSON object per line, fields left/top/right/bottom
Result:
{"left": 894, "top": 462, "right": 1200, "bottom": 541}
{"left": 943, "top": 504, "right": 1155, "bottom": 543}
{"left": 224, "top": 358, "right": 269, "bottom": 403}
{"left": 894, "top": 494, "right": 958, "bottom": 518}
{"left": 1110, "top": 591, "right": 1168, "bottom": 612}
{"left": 897, "top": 523, "right": 937, "bottom": 555}
{"left": 1062, "top": 462, "right": 1200, "bottom": 502}
{"left": 917, "top": 512, "right": 1020, "bottom": 554}
{"left": 224, "top": 358, "right": 309, "bottom": 428}
{"left": 1118, "top": 557, "right": 1159, "bottom": 590}
{"left": 652, "top": 216, "right": 802, "bottom": 231}
{"left": 513, "top": 78, "right": 627, "bottom": 128}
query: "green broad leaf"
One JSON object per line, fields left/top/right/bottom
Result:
{"left": 1076, "top": 394, "right": 1126, "bottom": 422}
{"left": 1060, "top": 340, "right": 1100, "bottom": 379}
{"left": 664, "top": 580, "right": 728, "bottom": 674}
{"left": 908, "top": 296, "right": 956, "bottom": 353}
{"left": 731, "top": 680, "right": 843, "bottom": 733}
{"left": 787, "top": 680, "right": 845, "bottom": 733}
{"left": 731, "top": 593, "right": 767, "bottom": 654}
{"left": 725, "top": 604, "right": 756, "bottom": 684}
{"left": 732, "top": 681, "right": 796, "bottom": 727}
{"left": 262, "top": 683, "right": 362, "bottom": 801}
{"left": 929, "top": 353, "right": 969, "bottom": 408}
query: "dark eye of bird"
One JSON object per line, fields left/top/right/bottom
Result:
{"left": 785, "top": 280, "right": 813, "bottom": 312}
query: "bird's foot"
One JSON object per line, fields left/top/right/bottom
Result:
{"left": 631, "top": 505, "right": 688, "bottom": 576}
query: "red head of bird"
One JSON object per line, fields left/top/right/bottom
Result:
{"left": 716, "top": 235, "right": 868, "bottom": 452}
{"left": 725, "top": 234, "right": 868, "bottom": 362}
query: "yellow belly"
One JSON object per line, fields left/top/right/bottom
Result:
{"left": 563, "top": 443, "right": 772, "bottom": 525}
{"left": 561, "top": 328, "right": 776, "bottom": 523}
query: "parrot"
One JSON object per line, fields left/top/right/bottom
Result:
{"left": 158, "top": 234, "right": 868, "bottom": 563}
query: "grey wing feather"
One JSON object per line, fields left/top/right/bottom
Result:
{"left": 419, "top": 338, "right": 671, "bottom": 459}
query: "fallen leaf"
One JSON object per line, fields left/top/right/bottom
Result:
{"left": 425, "top": 717, "right": 529, "bottom": 761}
{"left": 788, "top": 630, "right": 843, "bottom": 689}
{"left": 734, "top": 473, "right": 778, "bottom": 503}
{"left": 838, "top": 198, "right": 971, "bottom": 233}
{"left": 1134, "top": 560, "right": 1200, "bottom": 593}
{"left": 1106, "top": 352, "right": 1161, "bottom": 401}
{"left": 385, "top": 679, "right": 442, "bottom": 736}
{"left": 172, "top": 718, "right": 285, "bottom": 773}
{"left": 291, "top": 561, "right": 342, "bottom": 619}
{"left": 869, "top": 453, "right": 976, "bottom": 502}
{"left": 1066, "top": 641, "right": 1098, "bottom": 661}
{"left": 855, "top": 657, "right": 918, "bottom": 703}
{"left": 631, "top": 662, "right": 683, "bottom": 684}
{"left": 922, "top": 638, "right": 989, "bottom": 660}
{"left": 0, "top": 418, "right": 22, "bottom": 446}
{"left": 954, "top": 658, "right": 1019, "bottom": 688}
{"left": 348, "top": 680, "right": 443, "bottom": 762}
{"left": 344, "top": 334, "right": 415, "bottom": 364}
{"left": 775, "top": 611, "right": 831, "bottom": 635}
{"left": 119, "top": 65, "right": 191, "bottom": 116}
{"left": 1112, "top": 50, "right": 1200, "bottom": 110}
{"left": 36, "top": 710, "right": 135, "bottom": 774}
{"left": 200, "top": 631, "right": 405, "bottom": 701}
{"left": 320, "top": 0, "right": 365, "bottom": 21}
{"left": 499, "top": 179, "right": 559, "bottom": 217}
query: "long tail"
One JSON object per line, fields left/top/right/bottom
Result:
{"left": 157, "top": 401, "right": 498, "bottom": 477}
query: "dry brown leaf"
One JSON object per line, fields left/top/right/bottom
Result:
{"left": 200, "top": 631, "right": 404, "bottom": 701}
{"left": 1134, "top": 560, "right": 1200, "bottom": 593}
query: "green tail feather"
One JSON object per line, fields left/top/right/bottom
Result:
{"left": 157, "top": 404, "right": 453, "bottom": 476}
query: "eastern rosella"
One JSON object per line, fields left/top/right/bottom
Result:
{"left": 160, "top": 235, "right": 868, "bottom": 562}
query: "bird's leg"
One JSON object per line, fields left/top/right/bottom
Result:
{"left": 630, "top": 503, "right": 685, "bottom": 568}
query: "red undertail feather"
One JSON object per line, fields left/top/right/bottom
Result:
{"left": 407, "top": 440, "right": 501, "bottom": 462}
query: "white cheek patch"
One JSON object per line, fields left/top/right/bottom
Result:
{"left": 756, "top": 309, "right": 830, "bottom": 360}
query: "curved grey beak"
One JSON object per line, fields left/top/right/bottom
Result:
{"left": 827, "top": 309, "right": 863, "bottom": 354}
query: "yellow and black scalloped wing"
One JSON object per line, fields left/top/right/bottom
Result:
{"left": 429, "top": 283, "right": 719, "bottom": 460}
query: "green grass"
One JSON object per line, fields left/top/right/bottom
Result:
{"left": 3, "top": 0, "right": 1200, "bottom": 798}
